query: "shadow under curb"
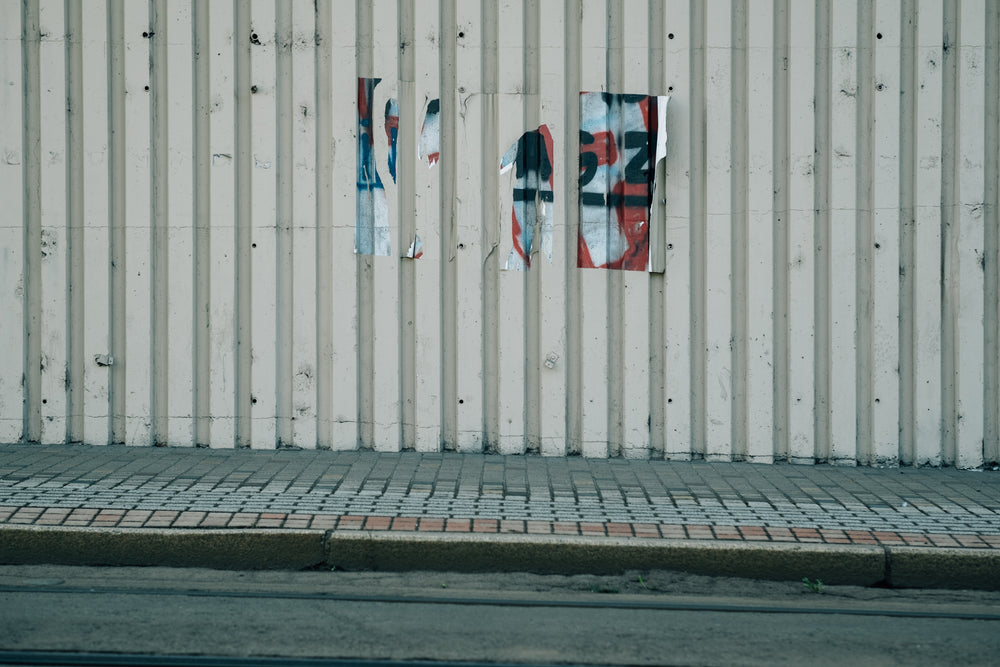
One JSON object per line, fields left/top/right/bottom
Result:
{"left": 0, "top": 526, "right": 326, "bottom": 570}
{"left": 324, "top": 531, "right": 887, "bottom": 586}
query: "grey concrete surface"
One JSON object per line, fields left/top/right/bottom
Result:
{"left": 3, "top": 566, "right": 1000, "bottom": 666}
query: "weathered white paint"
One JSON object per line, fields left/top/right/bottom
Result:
{"left": 745, "top": 0, "right": 775, "bottom": 464}
{"left": 912, "top": 0, "right": 944, "bottom": 467}
{"left": 454, "top": 0, "right": 487, "bottom": 453}
{"left": 3, "top": 0, "right": 998, "bottom": 467}
{"left": 122, "top": 1, "right": 151, "bottom": 447}
{"left": 662, "top": 0, "right": 694, "bottom": 461}
{"left": 81, "top": 2, "right": 111, "bottom": 448}
{"left": 704, "top": 0, "right": 733, "bottom": 461}
{"left": 38, "top": 0, "right": 66, "bottom": 445}
{"left": 0, "top": 1, "right": 24, "bottom": 443}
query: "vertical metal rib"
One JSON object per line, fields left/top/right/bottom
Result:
{"left": 940, "top": 0, "right": 958, "bottom": 465}
{"left": 149, "top": 0, "right": 169, "bottom": 445}
{"left": 814, "top": 0, "right": 833, "bottom": 462}
{"left": 314, "top": 0, "right": 334, "bottom": 449}
{"left": 898, "top": 0, "right": 919, "bottom": 464}
{"left": 730, "top": 0, "right": 749, "bottom": 461}
{"left": 107, "top": 0, "right": 125, "bottom": 444}
{"left": 856, "top": 0, "right": 875, "bottom": 464}
{"left": 234, "top": 0, "right": 252, "bottom": 447}
{"left": 65, "top": 0, "right": 85, "bottom": 443}
{"left": 275, "top": 0, "right": 293, "bottom": 446}
{"left": 648, "top": 0, "right": 666, "bottom": 459}
{"left": 689, "top": 0, "right": 707, "bottom": 458}
{"left": 986, "top": 0, "right": 1000, "bottom": 464}
{"left": 440, "top": 0, "right": 458, "bottom": 450}
{"left": 605, "top": 0, "right": 623, "bottom": 458}
{"left": 356, "top": 0, "right": 374, "bottom": 449}
{"left": 524, "top": 0, "right": 541, "bottom": 453}
{"left": 482, "top": 0, "right": 499, "bottom": 451}
{"left": 192, "top": 0, "right": 211, "bottom": 446}
{"left": 399, "top": 0, "right": 417, "bottom": 451}
{"left": 564, "top": 0, "right": 582, "bottom": 456}
{"left": 21, "top": 0, "right": 42, "bottom": 444}
{"left": 772, "top": 0, "right": 790, "bottom": 461}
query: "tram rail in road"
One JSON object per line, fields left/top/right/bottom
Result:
{"left": 2, "top": 583, "right": 1000, "bottom": 622}
{"left": 2, "top": 651, "right": 607, "bottom": 667}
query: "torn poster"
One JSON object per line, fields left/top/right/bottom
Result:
{"left": 405, "top": 234, "right": 424, "bottom": 259}
{"left": 500, "top": 125, "right": 554, "bottom": 271}
{"left": 418, "top": 99, "right": 441, "bottom": 167}
{"left": 356, "top": 78, "right": 391, "bottom": 255}
{"left": 578, "top": 93, "right": 668, "bottom": 271}
{"left": 384, "top": 98, "right": 399, "bottom": 184}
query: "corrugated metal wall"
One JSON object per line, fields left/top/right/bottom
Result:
{"left": 1, "top": 0, "right": 998, "bottom": 466}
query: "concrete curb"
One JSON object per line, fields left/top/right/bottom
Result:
{"left": 886, "top": 546, "right": 1000, "bottom": 591}
{"left": 324, "top": 531, "right": 885, "bottom": 585}
{"left": 3, "top": 525, "right": 999, "bottom": 590}
{"left": 0, "top": 526, "right": 327, "bottom": 570}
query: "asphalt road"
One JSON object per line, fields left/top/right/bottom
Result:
{"left": 2, "top": 566, "right": 1000, "bottom": 666}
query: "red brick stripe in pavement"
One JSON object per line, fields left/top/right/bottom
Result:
{"left": 2, "top": 505, "right": 999, "bottom": 549}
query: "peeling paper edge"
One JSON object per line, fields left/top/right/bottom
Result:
{"left": 405, "top": 234, "right": 423, "bottom": 259}
{"left": 655, "top": 95, "right": 670, "bottom": 166}
{"left": 646, "top": 94, "right": 670, "bottom": 215}
{"left": 499, "top": 140, "right": 518, "bottom": 175}
{"left": 647, "top": 95, "right": 670, "bottom": 273}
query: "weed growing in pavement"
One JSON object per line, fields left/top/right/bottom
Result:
{"left": 637, "top": 574, "right": 649, "bottom": 590}
{"left": 802, "top": 577, "right": 825, "bottom": 594}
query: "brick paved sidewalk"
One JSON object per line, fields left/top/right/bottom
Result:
{"left": 2, "top": 444, "right": 999, "bottom": 550}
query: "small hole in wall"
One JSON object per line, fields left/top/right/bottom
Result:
{"left": 42, "top": 399, "right": 48, "bottom": 405}
{"left": 251, "top": 396, "right": 258, "bottom": 405}
{"left": 252, "top": 243, "right": 257, "bottom": 248}
{"left": 458, "top": 399, "right": 464, "bottom": 405}
{"left": 144, "top": 85, "right": 150, "bottom": 91}
{"left": 874, "top": 242, "right": 881, "bottom": 249}
{"left": 667, "top": 243, "right": 673, "bottom": 249}
{"left": 458, "top": 31, "right": 465, "bottom": 38}
{"left": 667, "top": 398, "right": 673, "bottom": 404}
{"left": 876, "top": 32, "right": 883, "bottom": 40}
{"left": 668, "top": 86, "right": 674, "bottom": 92}
{"left": 458, "top": 243, "right": 465, "bottom": 249}
{"left": 251, "top": 85, "right": 259, "bottom": 94}
{"left": 668, "top": 33, "right": 675, "bottom": 40}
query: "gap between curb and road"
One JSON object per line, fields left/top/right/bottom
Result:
{"left": 3, "top": 525, "right": 999, "bottom": 591}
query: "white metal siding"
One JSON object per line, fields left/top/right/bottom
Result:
{"left": 2, "top": 0, "right": 998, "bottom": 466}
